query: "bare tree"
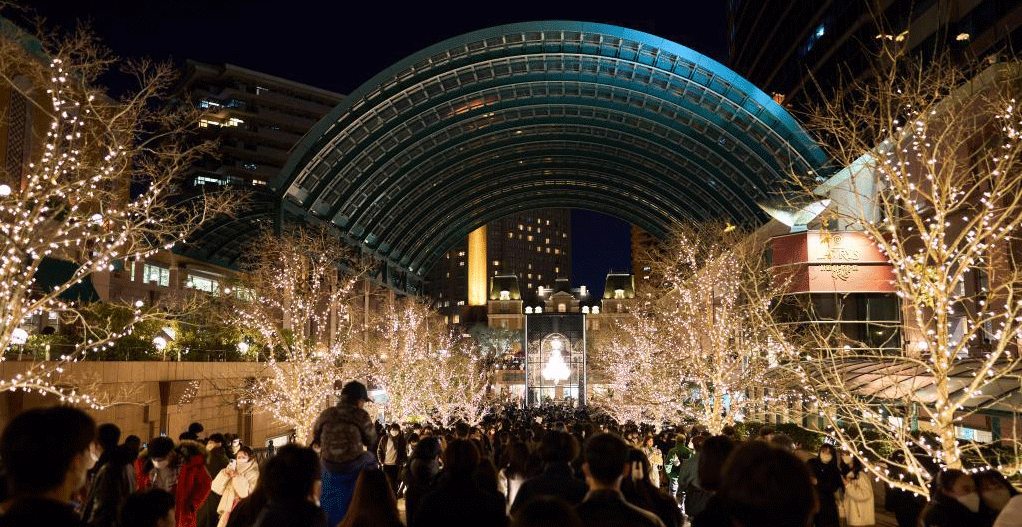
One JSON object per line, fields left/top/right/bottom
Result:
{"left": 0, "top": 20, "right": 237, "bottom": 404}
{"left": 592, "top": 222, "right": 793, "bottom": 433}
{"left": 223, "top": 226, "right": 369, "bottom": 444}
{"left": 364, "top": 298, "right": 489, "bottom": 425}
{"left": 775, "top": 39, "right": 1022, "bottom": 494}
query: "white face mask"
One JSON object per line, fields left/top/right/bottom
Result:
{"left": 956, "top": 492, "right": 981, "bottom": 513}
{"left": 820, "top": 453, "right": 833, "bottom": 464}
{"left": 982, "top": 488, "right": 1012, "bottom": 511}
{"left": 152, "top": 459, "right": 169, "bottom": 469}
{"left": 236, "top": 457, "right": 251, "bottom": 468}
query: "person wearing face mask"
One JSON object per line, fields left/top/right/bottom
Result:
{"left": 135, "top": 436, "right": 212, "bottom": 527}
{"left": 806, "top": 444, "right": 843, "bottom": 527}
{"left": 375, "top": 423, "right": 407, "bottom": 495}
{"left": 84, "top": 423, "right": 136, "bottom": 527}
{"left": 973, "top": 470, "right": 1020, "bottom": 527}
{"left": 839, "top": 452, "right": 874, "bottom": 527}
{"left": 923, "top": 469, "right": 991, "bottom": 527}
{"left": 0, "top": 407, "right": 96, "bottom": 527}
{"left": 210, "top": 446, "right": 258, "bottom": 527}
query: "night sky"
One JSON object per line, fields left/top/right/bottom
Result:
{"left": 23, "top": 0, "right": 728, "bottom": 296}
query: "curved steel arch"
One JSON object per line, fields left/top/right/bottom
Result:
{"left": 260, "top": 21, "right": 833, "bottom": 284}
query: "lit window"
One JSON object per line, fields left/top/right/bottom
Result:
{"left": 537, "top": 275, "right": 542, "bottom": 280}
{"left": 459, "top": 261, "right": 465, "bottom": 266}
{"left": 143, "top": 264, "right": 170, "bottom": 287}
{"left": 493, "top": 260, "right": 499, "bottom": 266}
{"left": 528, "top": 283, "right": 533, "bottom": 289}
{"left": 614, "top": 289, "right": 625, "bottom": 299}
{"left": 458, "top": 251, "right": 465, "bottom": 257}
{"left": 546, "top": 220, "right": 550, "bottom": 225}
{"left": 563, "top": 233, "right": 567, "bottom": 238}
{"left": 546, "top": 248, "right": 551, "bottom": 253}
{"left": 582, "top": 306, "right": 590, "bottom": 314}
{"left": 527, "top": 235, "right": 534, "bottom": 242}
{"left": 555, "top": 267, "right": 559, "bottom": 273}
{"left": 234, "top": 286, "right": 255, "bottom": 301}
{"left": 527, "top": 226, "right": 532, "bottom": 232}
{"left": 499, "top": 290, "right": 511, "bottom": 300}
{"left": 528, "top": 264, "right": 532, "bottom": 270}
{"left": 518, "top": 224, "right": 523, "bottom": 230}
{"left": 508, "top": 232, "right": 514, "bottom": 239}
{"left": 558, "top": 304, "right": 566, "bottom": 313}
{"left": 555, "top": 249, "right": 560, "bottom": 255}
{"left": 128, "top": 260, "right": 137, "bottom": 281}
{"left": 537, "top": 218, "right": 541, "bottom": 224}
{"left": 452, "top": 315, "right": 460, "bottom": 324}
{"left": 537, "top": 228, "right": 541, "bottom": 233}
{"left": 536, "top": 246, "right": 541, "bottom": 252}
{"left": 186, "top": 275, "right": 219, "bottom": 293}
{"left": 527, "top": 273, "right": 532, "bottom": 279}
{"left": 457, "top": 300, "right": 465, "bottom": 306}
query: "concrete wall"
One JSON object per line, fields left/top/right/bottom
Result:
{"left": 0, "top": 362, "right": 295, "bottom": 447}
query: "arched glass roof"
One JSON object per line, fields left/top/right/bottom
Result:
{"left": 249, "top": 21, "right": 832, "bottom": 285}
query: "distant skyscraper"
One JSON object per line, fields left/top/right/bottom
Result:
{"left": 426, "top": 208, "right": 572, "bottom": 322}
{"left": 728, "top": 0, "right": 1022, "bottom": 111}
{"left": 175, "top": 61, "right": 344, "bottom": 186}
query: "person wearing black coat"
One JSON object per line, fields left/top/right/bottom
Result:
{"left": 84, "top": 444, "right": 136, "bottom": 527}
{"left": 922, "top": 469, "right": 992, "bottom": 527}
{"left": 806, "top": 444, "right": 844, "bottom": 527}
{"left": 376, "top": 423, "right": 408, "bottom": 495}
{"left": 510, "top": 430, "right": 588, "bottom": 514}
{"left": 412, "top": 439, "right": 508, "bottom": 527}
{"left": 622, "top": 449, "right": 682, "bottom": 527}
{"left": 251, "top": 445, "right": 327, "bottom": 527}
{"left": 402, "top": 437, "right": 442, "bottom": 527}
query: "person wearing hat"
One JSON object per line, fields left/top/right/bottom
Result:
{"left": 311, "top": 380, "right": 379, "bottom": 527}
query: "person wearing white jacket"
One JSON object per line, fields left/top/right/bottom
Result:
{"left": 210, "top": 445, "right": 259, "bottom": 527}
{"left": 841, "top": 454, "right": 875, "bottom": 527}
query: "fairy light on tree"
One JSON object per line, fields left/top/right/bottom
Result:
{"left": 592, "top": 222, "right": 795, "bottom": 432}
{"left": 772, "top": 37, "right": 1022, "bottom": 496}
{"left": 0, "top": 20, "right": 236, "bottom": 406}
{"left": 224, "top": 226, "right": 370, "bottom": 444}
{"left": 361, "top": 298, "right": 490, "bottom": 425}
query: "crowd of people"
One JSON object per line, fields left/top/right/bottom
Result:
{"left": 0, "top": 381, "right": 1019, "bottom": 527}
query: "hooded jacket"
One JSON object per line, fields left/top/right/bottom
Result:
{"left": 135, "top": 440, "right": 212, "bottom": 527}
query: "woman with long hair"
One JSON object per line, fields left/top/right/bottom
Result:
{"left": 499, "top": 442, "right": 530, "bottom": 513}
{"left": 839, "top": 451, "right": 874, "bottom": 527}
{"left": 336, "top": 469, "right": 402, "bottom": 527}
{"left": 806, "top": 443, "right": 843, "bottom": 527}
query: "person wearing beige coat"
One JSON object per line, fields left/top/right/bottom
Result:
{"left": 841, "top": 455, "right": 875, "bottom": 527}
{"left": 210, "top": 447, "right": 259, "bottom": 527}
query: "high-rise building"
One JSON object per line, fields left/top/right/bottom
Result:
{"left": 630, "top": 226, "right": 657, "bottom": 291}
{"left": 426, "top": 208, "right": 572, "bottom": 322}
{"left": 728, "top": 0, "right": 1022, "bottom": 111}
{"left": 175, "top": 61, "right": 344, "bottom": 186}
